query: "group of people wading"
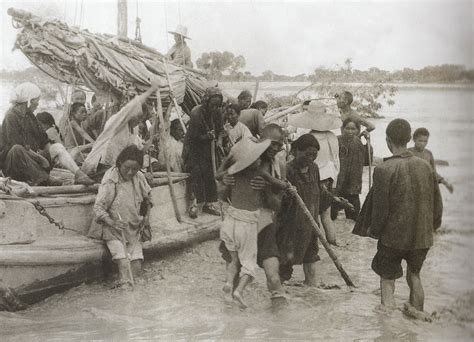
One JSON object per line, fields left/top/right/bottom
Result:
{"left": 0, "top": 76, "right": 453, "bottom": 320}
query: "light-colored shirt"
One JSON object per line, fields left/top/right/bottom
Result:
{"left": 224, "top": 121, "right": 251, "bottom": 146}
{"left": 158, "top": 136, "right": 184, "bottom": 172}
{"left": 239, "top": 108, "right": 265, "bottom": 137}
{"left": 166, "top": 43, "right": 193, "bottom": 68}
{"left": 82, "top": 97, "right": 143, "bottom": 174}
{"left": 311, "top": 130, "right": 340, "bottom": 184}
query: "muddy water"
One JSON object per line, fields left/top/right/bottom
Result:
{"left": 1, "top": 84, "right": 473, "bottom": 340}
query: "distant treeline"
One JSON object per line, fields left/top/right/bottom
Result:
{"left": 220, "top": 64, "right": 474, "bottom": 84}
{"left": 2, "top": 63, "right": 473, "bottom": 86}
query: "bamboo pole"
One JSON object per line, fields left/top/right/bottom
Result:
{"left": 162, "top": 59, "right": 187, "bottom": 134}
{"left": 31, "top": 184, "right": 99, "bottom": 195}
{"left": 117, "top": 212, "right": 134, "bottom": 289}
{"left": 264, "top": 103, "right": 302, "bottom": 123}
{"left": 292, "top": 190, "right": 356, "bottom": 287}
{"left": 152, "top": 172, "right": 190, "bottom": 178}
{"left": 150, "top": 176, "right": 188, "bottom": 186}
{"left": 156, "top": 88, "right": 182, "bottom": 222}
{"left": 367, "top": 136, "right": 372, "bottom": 189}
{"left": 253, "top": 79, "right": 260, "bottom": 102}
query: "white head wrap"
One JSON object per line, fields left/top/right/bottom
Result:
{"left": 10, "top": 82, "right": 41, "bottom": 106}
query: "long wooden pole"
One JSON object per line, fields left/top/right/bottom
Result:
{"left": 292, "top": 191, "right": 356, "bottom": 287}
{"left": 253, "top": 79, "right": 260, "bottom": 102}
{"left": 162, "top": 59, "right": 187, "bottom": 133}
{"left": 156, "top": 88, "right": 182, "bottom": 222}
{"left": 264, "top": 103, "right": 302, "bottom": 123}
{"left": 367, "top": 136, "right": 372, "bottom": 189}
{"left": 117, "top": 212, "right": 134, "bottom": 288}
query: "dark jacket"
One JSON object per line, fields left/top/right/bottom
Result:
{"left": 353, "top": 151, "right": 443, "bottom": 250}
{"left": 0, "top": 105, "right": 49, "bottom": 164}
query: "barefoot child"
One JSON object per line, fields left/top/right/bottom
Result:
{"left": 408, "top": 127, "right": 454, "bottom": 193}
{"left": 220, "top": 137, "right": 287, "bottom": 308}
{"left": 355, "top": 119, "right": 443, "bottom": 320}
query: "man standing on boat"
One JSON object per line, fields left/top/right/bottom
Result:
{"left": 165, "top": 25, "right": 193, "bottom": 68}
{"left": 0, "top": 82, "right": 94, "bottom": 186}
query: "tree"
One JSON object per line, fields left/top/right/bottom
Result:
{"left": 196, "top": 51, "right": 246, "bottom": 79}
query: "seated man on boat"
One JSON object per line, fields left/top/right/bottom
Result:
{"left": 62, "top": 102, "right": 95, "bottom": 164}
{"left": 89, "top": 145, "right": 153, "bottom": 288}
{"left": 165, "top": 25, "right": 193, "bottom": 68}
{"left": 81, "top": 81, "right": 160, "bottom": 178}
{"left": 0, "top": 82, "right": 95, "bottom": 186}
{"left": 156, "top": 118, "right": 185, "bottom": 172}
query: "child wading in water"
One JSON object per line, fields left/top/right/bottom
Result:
{"left": 332, "top": 118, "right": 370, "bottom": 221}
{"left": 354, "top": 119, "right": 443, "bottom": 321}
{"left": 408, "top": 127, "right": 454, "bottom": 193}
{"left": 219, "top": 137, "right": 291, "bottom": 308}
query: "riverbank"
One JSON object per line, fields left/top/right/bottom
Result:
{"left": 1, "top": 167, "right": 472, "bottom": 340}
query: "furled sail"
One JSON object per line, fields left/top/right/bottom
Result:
{"left": 7, "top": 7, "right": 208, "bottom": 113}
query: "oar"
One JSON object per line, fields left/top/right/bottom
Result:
{"left": 291, "top": 188, "right": 356, "bottom": 287}
{"left": 117, "top": 212, "right": 134, "bottom": 289}
{"left": 156, "top": 88, "right": 182, "bottom": 223}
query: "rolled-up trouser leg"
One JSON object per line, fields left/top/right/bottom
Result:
{"left": 48, "top": 143, "right": 79, "bottom": 174}
{"left": 2, "top": 145, "right": 49, "bottom": 185}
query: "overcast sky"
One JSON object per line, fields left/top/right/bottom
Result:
{"left": 0, "top": 0, "right": 472, "bottom": 75}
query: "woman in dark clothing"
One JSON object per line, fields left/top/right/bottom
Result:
{"left": 277, "top": 134, "right": 321, "bottom": 285}
{"left": 183, "top": 87, "right": 224, "bottom": 217}
{"left": 332, "top": 118, "right": 368, "bottom": 220}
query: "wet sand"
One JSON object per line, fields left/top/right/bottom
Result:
{"left": 1, "top": 167, "right": 473, "bottom": 340}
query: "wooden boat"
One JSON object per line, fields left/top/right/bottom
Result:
{"left": 0, "top": 180, "right": 221, "bottom": 305}
{"left": 0, "top": 8, "right": 223, "bottom": 308}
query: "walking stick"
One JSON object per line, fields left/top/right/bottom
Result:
{"left": 291, "top": 189, "right": 356, "bottom": 287}
{"left": 156, "top": 88, "right": 182, "bottom": 223}
{"left": 117, "top": 213, "right": 134, "bottom": 288}
{"left": 211, "top": 138, "right": 217, "bottom": 177}
{"left": 367, "top": 135, "right": 372, "bottom": 189}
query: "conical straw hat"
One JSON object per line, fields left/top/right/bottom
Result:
{"left": 168, "top": 24, "right": 191, "bottom": 40}
{"left": 227, "top": 138, "right": 271, "bottom": 175}
{"left": 288, "top": 101, "right": 342, "bottom": 131}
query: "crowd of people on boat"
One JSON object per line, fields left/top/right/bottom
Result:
{"left": 0, "top": 76, "right": 453, "bottom": 320}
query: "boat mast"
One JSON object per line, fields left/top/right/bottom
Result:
{"left": 117, "top": 0, "right": 128, "bottom": 37}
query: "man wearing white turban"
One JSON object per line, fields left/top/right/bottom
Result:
{"left": 0, "top": 82, "right": 94, "bottom": 185}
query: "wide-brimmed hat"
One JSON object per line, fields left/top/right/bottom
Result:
{"left": 168, "top": 24, "right": 191, "bottom": 40}
{"left": 227, "top": 138, "right": 271, "bottom": 175}
{"left": 288, "top": 101, "right": 342, "bottom": 131}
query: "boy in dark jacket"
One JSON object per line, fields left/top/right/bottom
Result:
{"left": 356, "top": 119, "right": 443, "bottom": 321}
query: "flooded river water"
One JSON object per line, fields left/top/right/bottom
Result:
{"left": 0, "top": 83, "right": 473, "bottom": 340}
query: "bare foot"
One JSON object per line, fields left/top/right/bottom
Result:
{"left": 222, "top": 283, "right": 233, "bottom": 302}
{"left": 374, "top": 304, "right": 396, "bottom": 315}
{"left": 316, "top": 282, "right": 341, "bottom": 290}
{"left": 233, "top": 290, "right": 248, "bottom": 309}
{"left": 403, "top": 303, "right": 433, "bottom": 322}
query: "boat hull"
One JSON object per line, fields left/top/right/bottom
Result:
{"left": 0, "top": 181, "right": 221, "bottom": 305}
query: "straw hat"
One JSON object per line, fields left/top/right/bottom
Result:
{"left": 288, "top": 101, "right": 342, "bottom": 131}
{"left": 227, "top": 138, "right": 271, "bottom": 175}
{"left": 168, "top": 24, "right": 191, "bottom": 40}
